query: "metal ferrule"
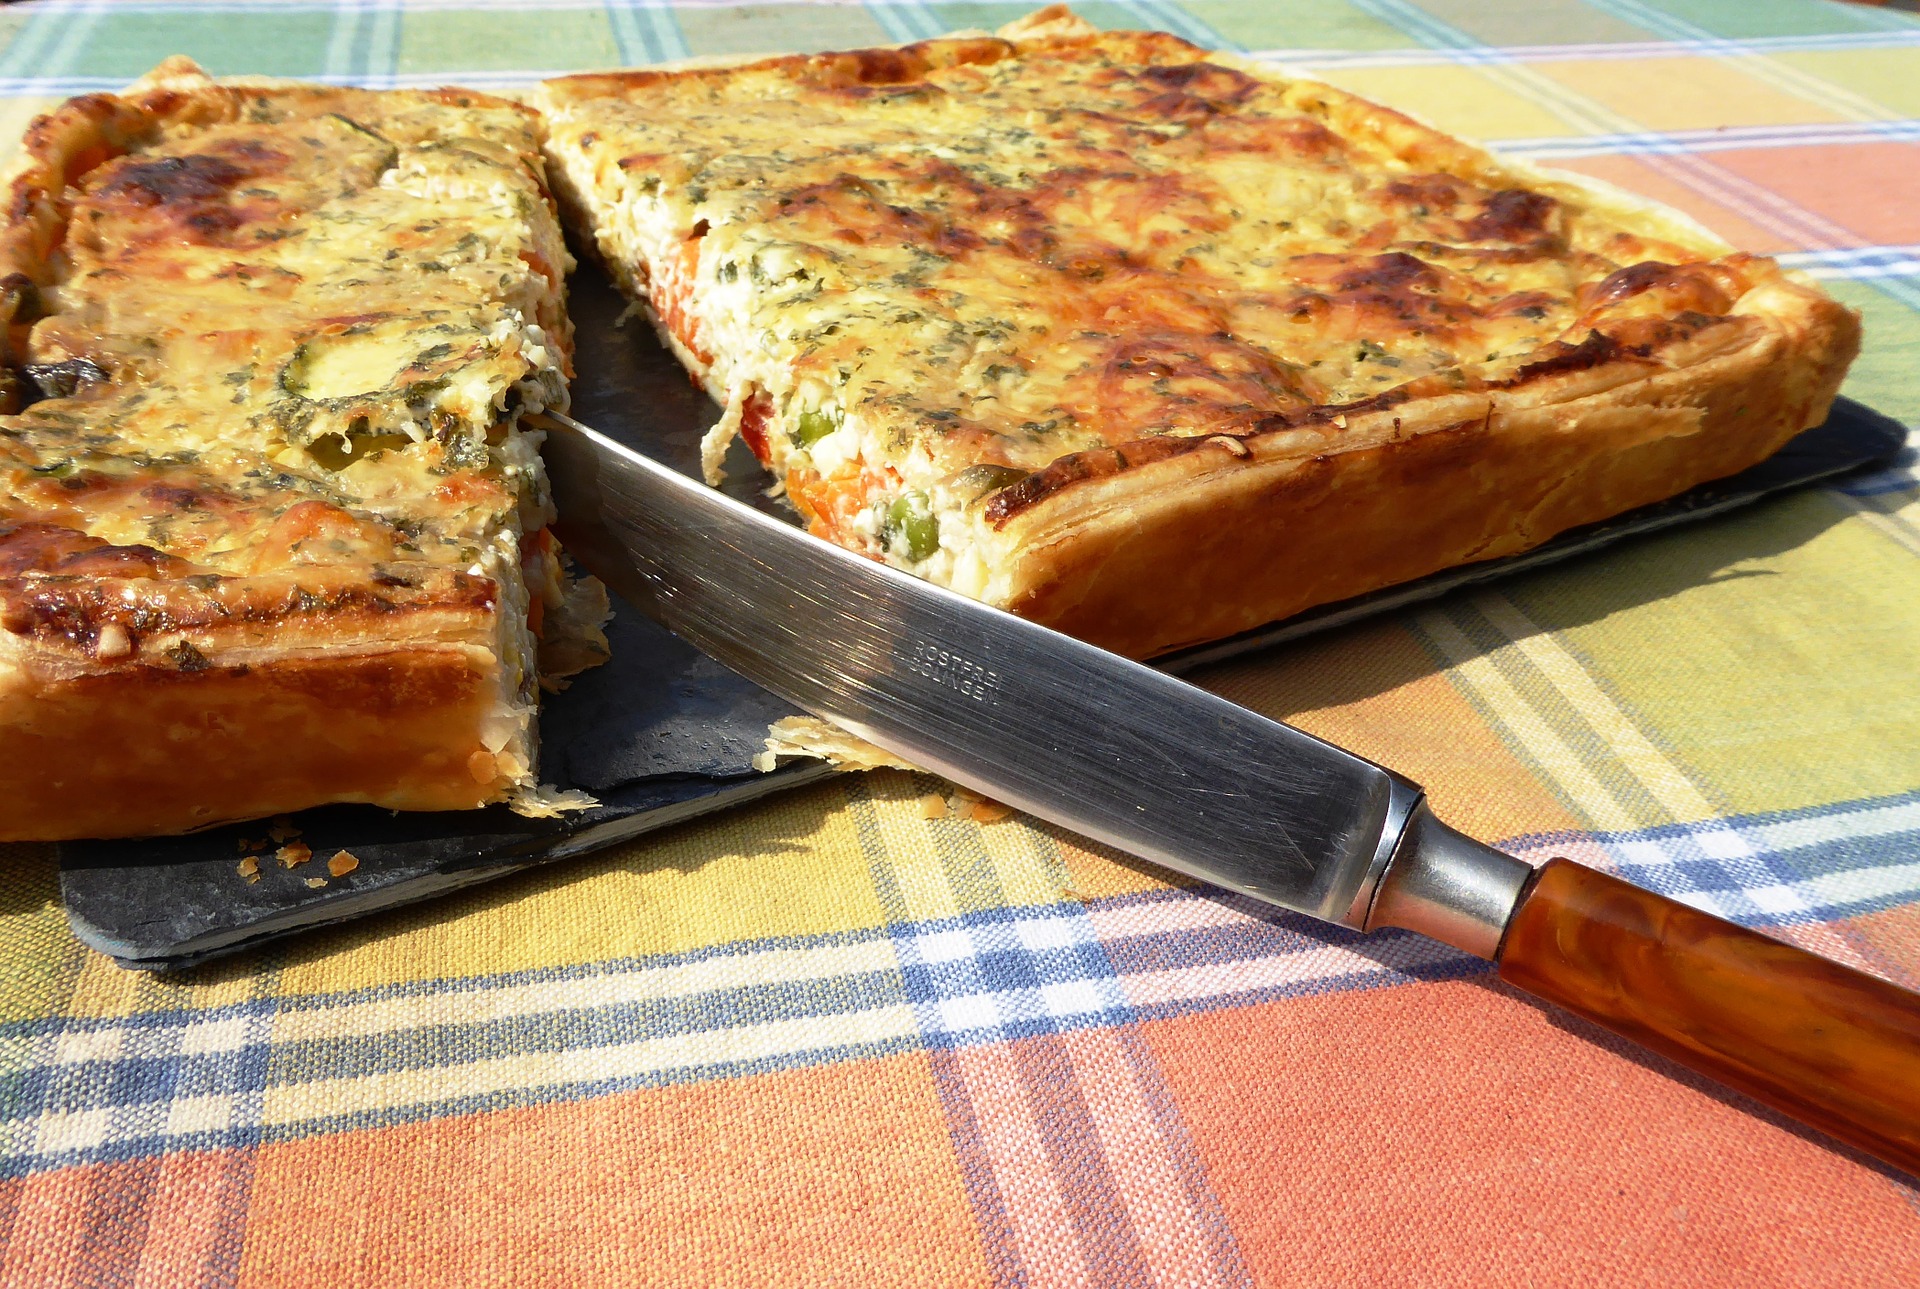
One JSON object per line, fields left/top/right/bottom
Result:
{"left": 1360, "top": 800, "right": 1534, "bottom": 960}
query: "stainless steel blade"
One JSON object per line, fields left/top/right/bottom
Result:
{"left": 539, "top": 411, "right": 1428, "bottom": 929}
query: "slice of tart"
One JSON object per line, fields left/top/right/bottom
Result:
{"left": 538, "top": 6, "right": 1857, "bottom": 660}
{"left": 0, "top": 59, "right": 605, "bottom": 840}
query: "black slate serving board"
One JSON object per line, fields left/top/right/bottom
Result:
{"left": 58, "top": 260, "right": 1907, "bottom": 969}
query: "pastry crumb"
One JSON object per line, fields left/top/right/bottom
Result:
{"left": 303, "top": 876, "right": 328, "bottom": 889}
{"left": 236, "top": 855, "right": 260, "bottom": 883}
{"left": 951, "top": 788, "right": 1012, "bottom": 823}
{"left": 963, "top": 798, "right": 1012, "bottom": 823}
{"left": 327, "top": 849, "right": 360, "bottom": 877}
{"left": 267, "top": 816, "right": 299, "bottom": 843}
{"left": 276, "top": 841, "right": 313, "bottom": 869}
{"left": 919, "top": 785, "right": 1013, "bottom": 823}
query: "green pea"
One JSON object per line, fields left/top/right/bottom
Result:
{"left": 883, "top": 491, "right": 939, "bottom": 563}
{"left": 791, "top": 408, "right": 836, "bottom": 447}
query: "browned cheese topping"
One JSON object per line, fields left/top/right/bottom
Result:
{"left": 2, "top": 68, "right": 570, "bottom": 676}
{"left": 543, "top": 29, "right": 1755, "bottom": 573}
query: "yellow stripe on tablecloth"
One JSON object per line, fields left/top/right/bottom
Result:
{"left": 1197, "top": 620, "right": 1584, "bottom": 844}
{"left": 1771, "top": 47, "right": 1920, "bottom": 117}
{"left": 1531, "top": 56, "right": 1854, "bottom": 129}
{"left": 849, "top": 772, "right": 1077, "bottom": 920}
{"left": 62, "top": 943, "right": 262, "bottom": 1021}
{"left": 855, "top": 775, "right": 968, "bottom": 923}
{"left": 1515, "top": 495, "right": 1920, "bottom": 819}
{"left": 982, "top": 816, "right": 1077, "bottom": 910}
{"left": 1472, "top": 593, "right": 1725, "bottom": 824}
{"left": 1417, "top": 609, "right": 1643, "bottom": 832}
{"left": 1307, "top": 63, "right": 1579, "bottom": 139}
{"left": 0, "top": 847, "right": 78, "bottom": 1026}
{"left": 274, "top": 778, "right": 888, "bottom": 996}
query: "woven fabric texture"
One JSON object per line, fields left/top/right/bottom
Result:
{"left": 2, "top": 0, "right": 1919, "bottom": 1284}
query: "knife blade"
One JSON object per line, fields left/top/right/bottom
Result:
{"left": 536, "top": 409, "right": 1920, "bottom": 1176}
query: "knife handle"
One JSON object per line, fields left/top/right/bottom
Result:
{"left": 1496, "top": 857, "right": 1920, "bottom": 1176}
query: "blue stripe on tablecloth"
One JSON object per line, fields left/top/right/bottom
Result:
{"left": 1347, "top": 0, "right": 1485, "bottom": 55}
{"left": 863, "top": 1, "right": 943, "bottom": 44}
{"left": 1505, "top": 790, "right": 1920, "bottom": 926}
{"left": 4, "top": 787, "right": 1915, "bottom": 1177}
{"left": 616, "top": 1, "right": 691, "bottom": 62}
{"left": 0, "top": 1, "right": 107, "bottom": 80}
{"left": 1493, "top": 120, "right": 1920, "bottom": 160}
{"left": 1254, "top": 30, "right": 1920, "bottom": 67}
{"left": 891, "top": 904, "right": 1137, "bottom": 1048}
{"left": 1779, "top": 247, "right": 1920, "bottom": 281}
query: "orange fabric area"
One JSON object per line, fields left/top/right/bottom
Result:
{"left": 235, "top": 1055, "right": 985, "bottom": 1286}
{"left": 1149, "top": 980, "right": 1920, "bottom": 1285}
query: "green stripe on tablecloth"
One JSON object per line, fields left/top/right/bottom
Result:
{"left": 1184, "top": 0, "right": 1421, "bottom": 51}
{"left": 64, "top": 9, "right": 342, "bottom": 79}
{"left": 395, "top": 6, "right": 626, "bottom": 73}
{"left": 1412, "top": 0, "right": 1664, "bottom": 47}
{"left": 679, "top": 4, "right": 892, "bottom": 57}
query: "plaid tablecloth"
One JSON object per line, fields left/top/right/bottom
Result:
{"left": 4, "top": 0, "right": 1919, "bottom": 1283}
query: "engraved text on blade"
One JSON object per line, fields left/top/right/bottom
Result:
{"left": 907, "top": 642, "right": 998, "bottom": 701}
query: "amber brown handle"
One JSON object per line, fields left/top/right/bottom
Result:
{"left": 1497, "top": 858, "right": 1920, "bottom": 1176}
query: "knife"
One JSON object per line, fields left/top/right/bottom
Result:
{"left": 535, "top": 409, "right": 1920, "bottom": 1176}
